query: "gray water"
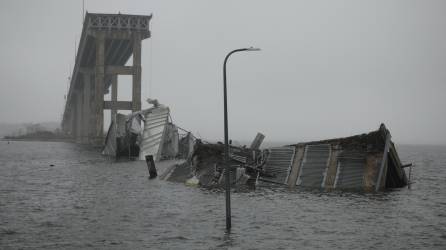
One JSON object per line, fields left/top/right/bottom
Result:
{"left": 0, "top": 141, "right": 445, "bottom": 249}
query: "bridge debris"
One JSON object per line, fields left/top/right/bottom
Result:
{"left": 102, "top": 97, "right": 409, "bottom": 191}
{"left": 145, "top": 155, "right": 158, "bottom": 179}
{"left": 162, "top": 124, "right": 410, "bottom": 191}
{"left": 102, "top": 99, "right": 195, "bottom": 161}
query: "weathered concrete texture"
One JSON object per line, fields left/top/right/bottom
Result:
{"left": 93, "top": 33, "right": 105, "bottom": 145}
{"left": 61, "top": 13, "right": 152, "bottom": 145}
{"left": 75, "top": 91, "right": 83, "bottom": 143}
{"left": 323, "top": 146, "right": 340, "bottom": 190}
{"left": 364, "top": 153, "right": 382, "bottom": 192}
{"left": 110, "top": 75, "right": 117, "bottom": 123}
{"left": 82, "top": 73, "right": 91, "bottom": 144}
{"left": 286, "top": 145, "right": 304, "bottom": 187}
{"left": 132, "top": 37, "right": 142, "bottom": 112}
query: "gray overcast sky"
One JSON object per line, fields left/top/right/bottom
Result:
{"left": 0, "top": 0, "right": 445, "bottom": 144}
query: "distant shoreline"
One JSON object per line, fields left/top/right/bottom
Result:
{"left": 1, "top": 137, "right": 73, "bottom": 143}
{"left": 1, "top": 129, "right": 73, "bottom": 143}
{"left": 1, "top": 137, "right": 445, "bottom": 147}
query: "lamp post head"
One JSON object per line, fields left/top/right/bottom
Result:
{"left": 245, "top": 47, "right": 261, "bottom": 51}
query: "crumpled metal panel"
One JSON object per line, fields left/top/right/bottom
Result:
{"left": 161, "top": 123, "right": 179, "bottom": 159}
{"left": 334, "top": 152, "right": 366, "bottom": 189}
{"left": 297, "top": 144, "right": 331, "bottom": 187}
{"left": 138, "top": 107, "right": 170, "bottom": 161}
{"left": 261, "top": 147, "right": 295, "bottom": 184}
{"left": 229, "top": 153, "right": 247, "bottom": 164}
{"left": 102, "top": 121, "right": 116, "bottom": 156}
{"left": 102, "top": 113, "right": 139, "bottom": 157}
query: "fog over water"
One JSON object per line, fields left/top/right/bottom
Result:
{"left": 0, "top": 0, "right": 445, "bottom": 144}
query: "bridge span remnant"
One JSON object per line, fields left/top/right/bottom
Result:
{"left": 61, "top": 13, "right": 152, "bottom": 145}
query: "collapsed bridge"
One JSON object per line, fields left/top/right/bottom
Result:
{"left": 61, "top": 13, "right": 152, "bottom": 145}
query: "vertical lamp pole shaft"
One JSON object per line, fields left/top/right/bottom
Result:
{"left": 223, "top": 51, "right": 232, "bottom": 231}
{"left": 223, "top": 47, "right": 259, "bottom": 231}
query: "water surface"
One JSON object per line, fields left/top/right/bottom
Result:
{"left": 0, "top": 141, "right": 445, "bottom": 249}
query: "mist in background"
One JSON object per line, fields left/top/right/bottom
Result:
{"left": 0, "top": 0, "right": 445, "bottom": 144}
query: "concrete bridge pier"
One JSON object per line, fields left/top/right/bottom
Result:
{"left": 75, "top": 91, "right": 83, "bottom": 143}
{"left": 101, "top": 34, "right": 144, "bottom": 126}
{"left": 92, "top": 33, "right": 105, "bottom": 145}
{"left": 69, "top": 33, "right": 145, "bottom": 145}
{"left": 132, "top": 36, "right": 142, "bottom": 112}
{"left": 61, "top": 13, "right": 152, "bottom": 145}
{"left": 82, "top": 73, "right": 92, "bottom": 144}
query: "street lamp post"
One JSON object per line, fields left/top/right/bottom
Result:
{"left": 222, "top": 47, "right": 260, "bottom": 231}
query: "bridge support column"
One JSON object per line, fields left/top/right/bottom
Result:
{"left": 111, "top": 75, "right": 118, "bottom": 123}
{"left": 132, "top": 36, "right": 142, "bottom": 112}
{"left": 75, "top": 91, "right": 83, "bottom": 143}
{"left": 69, "top": 92, "right": 79, "bottom": 140}
{"left": 82, "top": 73, "right": 91, "bottom": 144}
{"left": 61, "top": 13, "right": 152, "bottom": 146}
{"left": 93, "top": 33, "right": 105, "bottom": 145}
{"left": 68, "top": 108, "right": 75, "bottom": 137}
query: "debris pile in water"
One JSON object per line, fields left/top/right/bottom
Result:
{"left": 165, "top": 140, "right": 264, "bottom": 188}
{"left": 102, "top": 99, "right": 411, "bottom": 192}
{"left": 162, "top": 124, "right": 411, "bottom": 192}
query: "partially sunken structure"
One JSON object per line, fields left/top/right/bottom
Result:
{"left": 269, "top": 124, "right": 408, "bottom": 191}
{"left": 163, "top": 124, "right": 410, "bottom": 192}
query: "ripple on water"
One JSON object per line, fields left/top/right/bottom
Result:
{"left": 0, "top": 142, "right": 445, "bottom": 249}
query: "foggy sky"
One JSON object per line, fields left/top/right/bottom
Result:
{"left": 0, "top": 0, "right": 445, "bottom": 145}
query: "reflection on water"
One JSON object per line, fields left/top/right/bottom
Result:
{"left": 0, "top": 141, "right": 445, "bottom": 249}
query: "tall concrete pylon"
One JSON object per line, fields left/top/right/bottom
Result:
{"left": 61, "top": 13, "right": 152, "bottom": 145}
